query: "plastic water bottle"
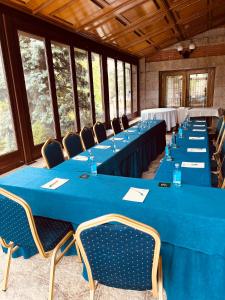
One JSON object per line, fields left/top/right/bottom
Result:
{"left": 153, "top": 114, "right": 156, "bottom": 123}
{"left": 90, "top": 156, "right": 97, "bottom": 176}
{"left": 165, "top": 144, "right": 172, "bottom": 161}
{"left": 173, "top": 163, "right": 182, "bottom": 187}
{"left": 111, "top": 137, "right": 116, "bottom": 152}
{"left": 171, "top": 131, "right": 177, "bottom": 148}
{"left": 178, "top": 125, "right": 183, "bottom": 138}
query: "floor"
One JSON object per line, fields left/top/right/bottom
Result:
{"left": 0, "top": 136, "right": 169, "bottom": 300}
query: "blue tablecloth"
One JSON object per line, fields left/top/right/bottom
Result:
{"left": 53, "top": 120, "right": 166, "bottom": 178}
{"left": 1, "top": 167, "right": 225, "bottom": 300}
{"left": 155, "top": 121, "right": 211, "bottom": 186}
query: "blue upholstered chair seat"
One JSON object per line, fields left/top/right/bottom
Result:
{"left": 211, "top": 173, "right": 218, "bottom": 187}
{"left": 34, "top": 216, "right": 73, "bottom": 252}
{"left": 80, "top": 223, "right": 155, "bottom": 291}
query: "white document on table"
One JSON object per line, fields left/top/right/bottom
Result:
{"left": 123, "top": 187, "right": 149, "bottom": 203}
{"left": 195, "top": 120, "right": 206, "bottom": 123}
{"left": 189, "top": 136, "right": 205, "bottom": 140}
{"left": 72, "top": 155, "right": 88, "bottom": 161}
{"left": 187, "top": 148, "right": 206, "bottom": 153}
{"left": 94, "top": 145, "right": 111, "bottom": 149}
{"left": 111, "top": 137, "right": 124, "bottom": 141}
{"left": 181, "top": 162, "right": 205, "bottom": 168}
{"left": 192, "top": 129, "right": 206, "bottom": 132}
{"left": 127, "top": 130, "right": 135, "bottom": 133}
{"left": 41, "top": 178, "right": 69, "bottom": 190}
{"left": 193, "top": 125, "right": 206, "bottom": 127}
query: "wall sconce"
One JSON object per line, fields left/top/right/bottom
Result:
{"left": 177, "top": 42, "right": 196, "bottom": 59}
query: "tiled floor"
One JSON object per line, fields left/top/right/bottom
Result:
{"left": 0, "top": 137, "right": 169, "bottom": 300}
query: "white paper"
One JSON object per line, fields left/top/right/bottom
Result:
{"left": 123, "top": 187, "right": 149, "bottom": 203}
{"left": 192, "top": 129, "right": 206, "bottom": 132}
{"left": 195, "top": 120, "right": 206, "bottom": 123}
{"left": 189, "top": 136, "right": 205, "bottom": 140}
{"left": 193, "top": 124, "right": 206, "bottom": 127}
{"left": 127, "top": 130, "right": 135, "bottom": 133}
{"left": 94, "top": 145, "right": 111, "bottom": 149}
{"left": 111, "top": 137, "right": 124, "bottom": 141}
{"left": 187, "top": 148, "right": 206, "bottom": 153}
{"left": 181, "top": 162, "right": 205, "bottom": 168}
{"left": 41, "top": 178, "right": 69, "bottom": 190}
{"left": 72, "top": 155, "right": 88, "bottom": 161}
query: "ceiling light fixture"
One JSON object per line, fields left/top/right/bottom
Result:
{"left": 177, "top": 42, "right": 196, "bottom": 59}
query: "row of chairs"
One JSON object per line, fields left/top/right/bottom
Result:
{"left": 210, "top": 116, "right": 225, "bottom": 188}
{"left": 0, "top": 188, "right": 164, "bottom": 300}
{"left": 41, "top": 115, "right": 130, "bottom": 169}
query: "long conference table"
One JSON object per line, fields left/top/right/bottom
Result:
{"left": 0, "top": 120, "right": 225, "bottom": 300}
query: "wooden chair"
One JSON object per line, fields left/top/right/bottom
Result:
{"left": 80, "top": 127, "right": 96, "bottom": 150}
{"left": 63, "top": 132, "right": 83, "bottom": 159}
{"left": 76, "top": 214, "right": 163, "bottom": 300}
{"left": 41, "top": 138, "right": 65, "bottom": 168}
{"left": 121, "top": 114, "right": 129, "bottom": 130}
{"left": 0, "top": 188, "right": 76, "bottom": 300}
{"left": 93, "top": 122, "right": 107, "bottom": 144}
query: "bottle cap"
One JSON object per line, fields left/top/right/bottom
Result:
{"left": 175, "top": 163, "right": 179, "bottom": 168}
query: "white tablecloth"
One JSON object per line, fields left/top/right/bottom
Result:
{"left": 177, "top": 107, "right": 222, "bottom": 123}
{"left": 141, "top": 108, "right": 177, "bottom": 131}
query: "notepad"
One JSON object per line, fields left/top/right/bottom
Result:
{"left": 187, "top": 148, "right": 206, "bottom": 153}
{"left": 181, "top": 162, "right": 205, "bottom": 168}
{"left": 111, "top": 137, "right": 124, "bottom": 141}
{"left": 72, "top": 155, "right": 88, "bottom": 161}
{"left": 41, "top": 178, "right": 69, "bottom": 190}
{"left": 189, "top": 136, "right": 205, "bottom": 140}
{"left": 94, "top": 145, "right": 111, "bottom": 149}
{"left": 193, "top": 124, "right": 206, "bottom": 127}
{"left": 192, "top": 129, "right": 206, "bottom": 132}
{"left": 195, "top": 120, "right": 206, "bottom": 123}
{"left": 123, "top": 187, "right": 149, "bottom": 202}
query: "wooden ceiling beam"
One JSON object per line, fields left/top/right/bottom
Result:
{"left": 158, "top": 0, "right": 185, "bottom": 40}
{"left": 76, "top": 0, "right": 147, "bottom": 31}
{"left": 103, "top": 9, "right": 167, "bottom": 42}
{"left": 33, "top": 0, "right": 56, "bottom": 14}
{"left": 49, "top": 0, "right": 74, "bottom": 16}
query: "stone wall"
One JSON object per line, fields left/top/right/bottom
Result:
{"left": 140, "top": 28, "right": 225, "bottom": 110}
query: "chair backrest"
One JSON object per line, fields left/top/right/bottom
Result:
{"left": 76, "top": 214, "right": 160, "bottom": 295}
{"left": 41, "top": 138, "right": 65, "bottom": 169}
{"left": 93, "top": 122, "right": 107, "bottom": 143}
{"left": 121, "top": 115, "right": 129, "bottom": 130}
{"left": 111, "top": 118, "right": 122, "bottom": 135}
{"left": 0, "top": 188, "right": 45, "bottom": 255}
{"left": 63, "top": 132, "right": 83, "bottom": 159}
{"left": 216, "top": 116, "right": 224, "bottom": 136}
{"left": 80, "top": 127, "right": 95, "bottom": 150}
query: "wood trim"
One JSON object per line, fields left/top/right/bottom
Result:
{"left": 115, "top": 59, "right": 119, "bottom": 118}
{"left": 101, "top": 55, "right": 110, "bottom": 128}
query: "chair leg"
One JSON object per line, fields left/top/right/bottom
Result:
{"left": 90, "top": 289, "right": 95, "bottom": 300}
{"left": 2, "top": 245, "right": 13, "bottom": 291}
{"left": 48, "top": 252, "right": 57, "bottom": 300}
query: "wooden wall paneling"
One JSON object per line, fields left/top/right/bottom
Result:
{"left": 115, "top": 59, "right": 119, "bottom": 118}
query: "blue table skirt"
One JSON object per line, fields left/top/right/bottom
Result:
{"left": 155, "top": 122, "right": 211, "bottom": 186}
{"left": 0, "top": 167, "right": 225, "bottom": 300}
{"left": 53, "top": 121, "right": 166, "bottom": 178}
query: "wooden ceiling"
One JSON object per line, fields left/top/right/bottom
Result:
{"left": 2, "top": 0, "right": 225, "bottom": 57}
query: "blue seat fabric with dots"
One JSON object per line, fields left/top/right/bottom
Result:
{"left": 80, "top": 223, "right": 155, "bottom": 291}
{"left": 0, "top": 195, "right": 73, "bottom": 255}
{"left": 44, "top": 142, "right": 64, "bottom": 168}
{"left": 64, "top": 134, "right": 83, "bottom": 158}
{"left": 95, "top": 123, "right": 107, "bottom": 143}
{"left": 81, "top": 128, "right": 95, "bottom": 150}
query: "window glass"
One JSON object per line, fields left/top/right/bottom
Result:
{"left": 125, "top": 63, "right": 131, "bottom": 114}
{"left": 132, "top": 65, "right": 138, "bottom": 112}
{"left": 117, "top": 60, "right": 125, "bottom": 117}
{"left": 107, "top": 58, "right": 117, "bottom": 120}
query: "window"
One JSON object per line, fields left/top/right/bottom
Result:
{"left": 0, "top": 44, "right": 17, "bottom": 155}
{"left": 189, "top": 73, "right": 208, "bottom": 107}
{"left": 74, "top": 48, "right": 92, "bottom": 128}
{"left": 160, "top": 69, "right": 214, "bottom": 107}
{"left": 117, "top": 60, "right": 125, "bottom": 117}
{"left": 19, "top": 32, "right": 55, "bottom": 145}
{"left": 51, "top": 42, "right": 75, "bottom": 136}
{"left": 92, "top": 52, "right": 104, "bottom": 122}
{"left": 132, "top": 64, "right": 138, "bottom": 113}
{"left": 125, "top": 63, "right": 131, "bottom": 115}
{"left": 107, "top": 58, "right": 117, "bottom": 120}
{"left": 165, "top": 75, "right": 183, "bottom": 107}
